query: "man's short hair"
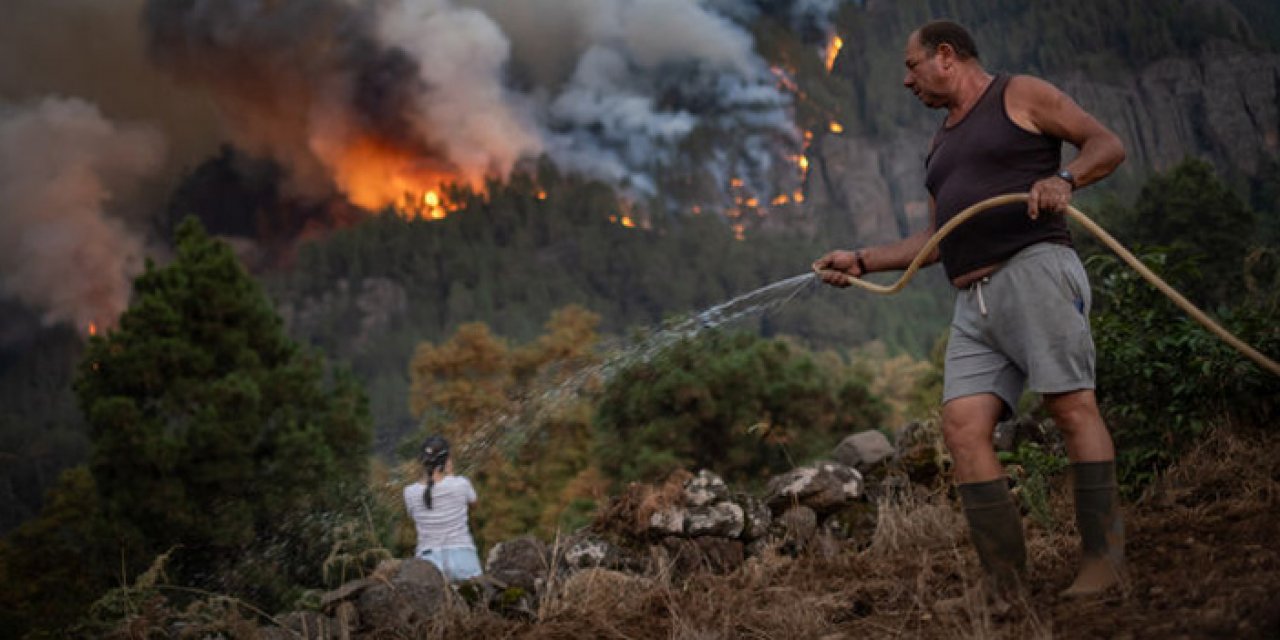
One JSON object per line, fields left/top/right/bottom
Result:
{"left": 917, "top": 20, "right": 979, "bottom": 60}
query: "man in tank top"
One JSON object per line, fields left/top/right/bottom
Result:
{"left": 813, "top": 20, "right": 1127, "bottom": 605}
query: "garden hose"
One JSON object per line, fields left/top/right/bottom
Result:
{"left": 816, "top": 192, "right": 1280, "bottom": 377}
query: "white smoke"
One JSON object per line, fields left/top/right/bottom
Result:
{"left": 0, "top": 97, "right": 164, "bottom": 330}
{"left": 144, "top": 0, "right": 800, "bottom": 210}
{"left": 375, "top": 0, "right": 543, "bottom": 181}
{"left": 453, "top": 0, "right": 799, "bottom": 201}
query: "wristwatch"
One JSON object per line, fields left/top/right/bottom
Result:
{"left": 1055, "top": 168, "right": 1077, "bottom": 189}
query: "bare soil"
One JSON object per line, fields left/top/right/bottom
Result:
{"left": 433, "top": 425, "right": 1280, "bottom": 639}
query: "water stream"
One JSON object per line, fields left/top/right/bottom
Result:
{"left": 454, "top": 272, "right": 819, "bottom": 471}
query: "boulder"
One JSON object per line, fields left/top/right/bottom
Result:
{"left": 683, "top": 469, "right": 729, "bottom": 507}
{"left": 647, "top": 505, "right": 687, "bottom": 537}
{"left": 893, "top": 421, "right": 950, "bottom": 484}
{"left": 685, "top": 501, "right": 744, "bottom": 538}
{"left": 737, "top": 493, "right": 772, "bottom": 541}
{"left": 765, "top": 462, "right": 862, "bottom": 515}
{"left": 832, "top": 430, "right": 895, "bottom": 473}
{"left": 353, "top": 558, "right": 450, "bottom": 632}
{"left": 485, "top": 536, "right": 550, "bottom": 593}
{"left": 558, "top": 532, "right": 651, "bottom": 575}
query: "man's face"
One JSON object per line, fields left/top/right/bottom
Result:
{"left": 903, "top": 33, "right": 947, "bottom": 109}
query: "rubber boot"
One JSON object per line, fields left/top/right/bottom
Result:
{"left": 936, "top": 479, "right": 1027, "bottom": 615}
{"left": 1062, "top": 461, "right": 1126, "bottom": 597}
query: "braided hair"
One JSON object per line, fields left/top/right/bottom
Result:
{"left": 419, "top": 435, "right": 451, "bottom": 510}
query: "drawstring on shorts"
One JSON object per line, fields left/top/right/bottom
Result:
{"left": 972, "top": 276, "right": 991, "bottom": 317}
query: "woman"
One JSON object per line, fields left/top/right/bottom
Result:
{"left": 402, "top": 435, "right": 482, "bottom": 581}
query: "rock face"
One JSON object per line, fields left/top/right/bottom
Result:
{"left": 810, "top": 43, "right": 1280, "bottom": 246}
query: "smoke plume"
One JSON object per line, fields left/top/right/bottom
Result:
{"left": 142, "top": 0, "right": 815, "bottom": 212}
{"left": 0, "top": 97, "right": 165, "bottom": 331}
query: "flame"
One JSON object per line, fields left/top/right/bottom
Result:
{"left": 770, "top": 65, "right": 801, "bottom": 95}
{"left": 793, "top": 189, "right": 805, "bottom": 203}
{"left": 744, "top": 197, "right": 759, "bottom": 208}
{"left": 730, "top": 177, "right": 744, "bottom": 188}
{"left": 824, "top": 36, "right": 844, "bottom": 72}
{"left": 88, "top": 322, "right": 97, "bottom": 336}
{"left": 620, "top": 216, "right": 635, "bottom": 228}
{"left": 771, "top": 194, "right": 790, "bottom": 206}
{"left": 829, "top": 122, "right": 844, "bottom": 133}
{"left": 332, "top": 138, "right": 449, "bottom": 209}
{"left": 536, "top": 190, "right": 547, "bottom": 200}
{"left": 732, "top": 223, "right": 745, "bottom": 241}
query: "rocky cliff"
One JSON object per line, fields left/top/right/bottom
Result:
{"left": 807, "top": 41, "right": 1280, "bottom": 245}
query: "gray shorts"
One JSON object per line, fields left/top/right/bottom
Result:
{"left": 942, "top": 242, "right": 1096, "bottom": 417}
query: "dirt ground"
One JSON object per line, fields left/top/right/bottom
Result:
{"left": 436, "top": 425, "right": 1280, "bottom": 640}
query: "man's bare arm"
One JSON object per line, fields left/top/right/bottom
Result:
{"left": 1007, "top": 75, "right": 1126, "bottom": 217}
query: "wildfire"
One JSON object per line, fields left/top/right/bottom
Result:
{"left": 732, "top": 223, "right": 745, "bottom": 241}
{"left": 609, "top": 214, "right": 638, "bottom": 228}
{"left": 829, "top": 122, "right": 844, "bottom": 133}
{"left": 824, "top": 36, "right": 844, "bottom": 72}
{"left": 88, "top": 322, "right": 97, "bottom": 336}
{"left": 326, "top": 134, "right": 466, "bottom": 221}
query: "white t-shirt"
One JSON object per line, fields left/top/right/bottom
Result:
{"left": 403, "top": 475, "right": 477, "bottom": 555}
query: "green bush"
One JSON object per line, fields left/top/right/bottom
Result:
{"left": 594, "top": 330, "right": 887, "bottom": 488}
{"left": 1088, "top": 250, "right": 1279, "bottom": 492}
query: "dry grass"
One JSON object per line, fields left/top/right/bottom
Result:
{"left": 92, "top": 427, "right": 1280, "bottom": 639}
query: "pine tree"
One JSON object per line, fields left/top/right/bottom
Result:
{"left": 73, "top": 217, "right": 371, "bottom": 598}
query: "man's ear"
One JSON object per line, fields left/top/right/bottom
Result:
{"left": 936, "top": 43, "right": 956, "bottom": 69}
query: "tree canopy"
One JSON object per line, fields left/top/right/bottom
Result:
{"left": 73, "top": 217, "right": 372, "bottom": 604}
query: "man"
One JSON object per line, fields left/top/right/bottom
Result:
{"left": 813, "top": 20, "right": 1127, "bottom": 601}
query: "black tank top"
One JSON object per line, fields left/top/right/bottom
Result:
{"left": 925, "top": 74, "right": 1071, "bottom": 281}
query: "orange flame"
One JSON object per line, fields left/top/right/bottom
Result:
{"left": 325, "top": 135, "right": 466, "bottom": 220}
{"left": 88, "top": 322, "right": 97, "bottom": 336}
{"left": 829, "top": 122, "right": 844, "bottom": 133}
{"left": 824, "top": 36, "right": 844, "bottom": 72}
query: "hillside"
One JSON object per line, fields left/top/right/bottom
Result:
{"left": 450, "top": 426, "right": 1280, "bottom": 639}
{"left": 452, "top": 428, "right": 1280, "bottom": 639}
{"left": 68, "top": 424, "right": 1280, "bottom": 639}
